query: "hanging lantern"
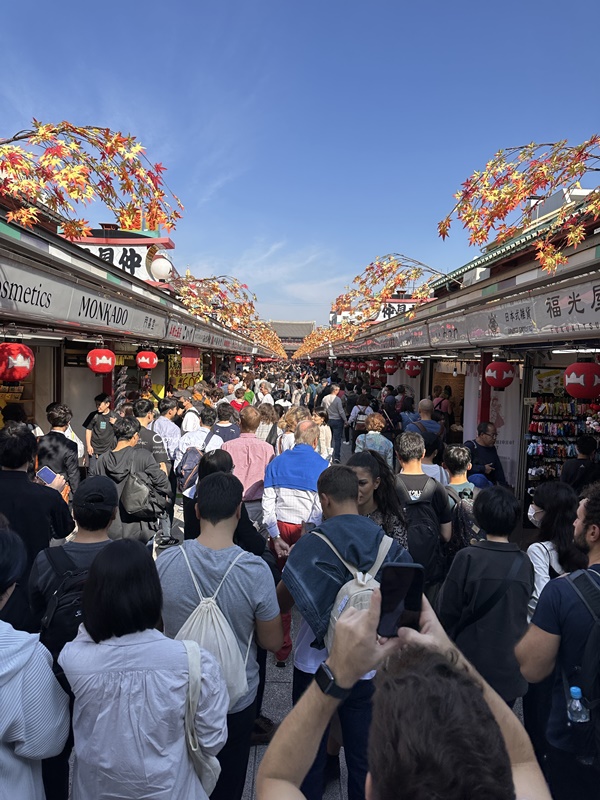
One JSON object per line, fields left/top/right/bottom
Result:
{"left": 564, "top": 362, "right": 600, "bottom": 399}
{"left": 86, "top": 348, "right": 116, "bottom": 374}
{"left": 383, "top": 359, "right": 398, "bottom": 375}
{"left": 349, "top": 361, "right": 358, "bottom": 371}
{"left": 244, "top": 356, "right": 252, "bottom": 363}
{"left": 149, "top": 254, "right": 173, "bottom": 281}
{"left": 135, "top": 351, "right": 158, "bottom": 370}
{"left": 485, "top": 360, "right": 516, "bottom": 390}
{"left": 357, "top": 361, "right": 368, "bottom": 373}
{"left": 405, "top": 360, "right": 422, "bottom": 378}
{"left": 234, "top": 355, "right": 244, "bottom": 363}
{"left": 343, "top": 361, "right": 351, "bottom": 370}
{"left": 367, "top": 359, "right": 380, "bottom": 371}
{"left": 0, "top": 342, "right": 35, "bottom": 382}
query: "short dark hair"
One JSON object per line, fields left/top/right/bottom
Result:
{"left": 158, "top": 397, "right": 178, "bottom": 415}
{"left": 317, "top": 465, "right": 359, "bottom": 503}
{"left": 73, "top": 503, "right": 115, "bottom": 531}
{"left": 94, "top": 393, "right": 110, "bottom": 405}
{"left": 369, "top": 646, "right": 514, "bottom": 800}
{"left": 477, "top": 421, "right": 494, "bottom": 436}
{"left": 83, "top": 540, "right": 162, "bottom": 643}
{"left": 396, "top": 432, "right": 425, "bottom": 463}
{"left": 1, "top": 403, "right": 27, "bottom": 423}
{"left": 46, "top": 403, "right": 73, "bottom": 428}
{"left": 197, "top": 449, "right": 234, "bottom": 482}
{"left": 0, "top": 423, "right": 38, "bottom": 469}
{"left": 444, "top": 446, "right": 472, "bottom": 476}
{"left": 217, "top": 402, "right": 234, "bottom": 422}
{"left": 424, "top": 436, "right": 442, "bottom": 458}
{"left": 196, "top": 473, "right": 243, "bottom": 524}
{"left": 200, "top": 405, "right": 217, "bottom": 427}
{"left": 473, "top": 486, "right": 520, "bottom": 537}
{"left": 576, "top": 435, "right": 597, "bottom": 457}
{"left": 133, "top": 399, "right": 154, "bottom": 418}
{"left": 0, "top": 528, "right": 27, "bottom": 595}
{"left": 112, "top": 416, "right": 140, "bottom": 441}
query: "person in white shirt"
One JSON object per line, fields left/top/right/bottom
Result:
{"left": 421, "top": 436, "right": 449, "bottom": 485}
{"left": 174, "top": 390, "right": 202, "bottom": 433}
{"left": 322, "top": 385, "right": 347, "bottom": 463}
{"left": 256, "top": 382, "right": 274, "bottom": 406}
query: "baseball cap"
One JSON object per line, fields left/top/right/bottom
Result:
{"left": 173, "top": 389, "right": 193, "bottom": 400}
{"left": 73, "top": 476, "right": 118, "bottom": 510}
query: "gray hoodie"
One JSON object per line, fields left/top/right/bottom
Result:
{"left": 0, "top": 620, "right": 69, "bottom": 799}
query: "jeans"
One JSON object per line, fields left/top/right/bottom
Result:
{"left": 292, "top": 667, "right": 373, "bottom": 800}
{"left": 328, "top": 419, "right": 344, "bottom": 462}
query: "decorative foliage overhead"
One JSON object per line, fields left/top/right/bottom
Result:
{"left": 170, "top": 272, "right": 286, "bottom": 359}
{"left": 294, "top": 253, "right": 439, "bottom": 359}
{"left": 439, "top": 136, "right": 600, "bottom": 272}
{"left": 0, "top": 120, "right": 183, "bottom": 239}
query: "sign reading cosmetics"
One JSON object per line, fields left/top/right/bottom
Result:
{"left": 0, "top": 255, "right": 167, "bottom": 338}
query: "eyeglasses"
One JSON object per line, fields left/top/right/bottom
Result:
{"left": 484, "top": 431, "right": 497, "bottom": 439}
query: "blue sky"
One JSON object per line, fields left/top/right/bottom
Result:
{"left": 1, "top": 1, "right": 599, "bottom": 325}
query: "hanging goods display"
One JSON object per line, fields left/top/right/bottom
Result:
{"left": 564, "top": 362, "right": 600, "bottom": 400}
{"left": 0, "top": 343, "right": 35, "bottom": 381}
{"left": 87, "top": 348, "right": 116, "bottom": 374}
{"left": 485, "top": 361, "right": 516, "bottom": 390}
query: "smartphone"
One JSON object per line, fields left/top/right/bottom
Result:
{"left": 36, "top": 466, "right": 58, "bottom": 485}
{"left": 377, "top": 563, "right": 424, "bottom": 637}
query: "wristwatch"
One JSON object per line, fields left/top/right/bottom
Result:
{"left": 315, "top": 662, "right": 351, "bottom": 700}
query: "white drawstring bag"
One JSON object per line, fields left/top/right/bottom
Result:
{"left": 182, "top": 640, "right": 222, "bottom": 794}
{"left": 175, "top": 548, "right": 251, "bottom": 710}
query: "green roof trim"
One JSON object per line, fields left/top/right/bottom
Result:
{"left": 0, "top": 220, "right": 21, "bottom": 241}
{"left": 105, "top": 273, "right": 122, "bottom": 285}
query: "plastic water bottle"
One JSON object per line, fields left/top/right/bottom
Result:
{"left": 567, "top": 686, "right": 590, "bottom": 724}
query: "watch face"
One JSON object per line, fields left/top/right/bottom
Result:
{"left": 315, "top": 663, "right": 350, "bottom": 700}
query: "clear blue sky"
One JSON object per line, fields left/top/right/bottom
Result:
{"left": 1, "top": 1, "right": 598, "bottom": 325}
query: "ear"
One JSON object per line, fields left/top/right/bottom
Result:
{"left": 235, "top": 502, "right": 242, "bottom": 521}
{"left": 195, "top": 503, "right": 201, "bottom": 520}
{"left": 589, "top": 523, "right": 600, "bottom": 544}
{"left": 365, "top": 772, "right": 373, "bottom": 800}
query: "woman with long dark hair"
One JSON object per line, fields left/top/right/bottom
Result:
{"left": 347, "top": 450, "right": 407, "bottom": 547}
{"left": 523, "top": 480, "right": 587, "bottom": 767}
{"left": 527, "top": 480, "right": 587, "bottom": 620}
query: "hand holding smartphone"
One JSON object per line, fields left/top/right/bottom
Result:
{"left": 377, "top": 563, "right": 424, "bottom": 638}
{"left": 36, "top": 466, "right": 58, "bottom": 485}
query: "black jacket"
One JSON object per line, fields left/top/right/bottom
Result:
{"left": 437, "top": 540, "right": 533, "bottom": 701}
{"left": 37, "top": 431, "right": 80, "bottom": 492}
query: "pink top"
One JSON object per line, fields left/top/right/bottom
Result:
{"left": 222, "top": 433, "right": 275, "bottom": 501}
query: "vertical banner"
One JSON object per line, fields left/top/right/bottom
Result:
{"left": 462, "top": 364, "right": 480, "bottom": 442}
{"left": 490, "top": 378, "right": 521, "bottom": 487}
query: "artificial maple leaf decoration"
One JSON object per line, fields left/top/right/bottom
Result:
{"left": 440, "top": 136, "right": 600, "bottom": 272}
{"left": 0, "top": 120, "right": 184, "bottom": 239}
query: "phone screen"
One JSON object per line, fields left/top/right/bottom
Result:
{"left": 377, "top": 564, "right": 424, "bottom": 637}
{"left": 36, "top": 466, "right": 58, "bottom": 485}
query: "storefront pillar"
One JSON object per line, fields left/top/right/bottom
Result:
{"left": 478, "top": 353, "right": 493, "bottom": 422}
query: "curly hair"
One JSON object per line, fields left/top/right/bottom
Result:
{"left": 582, "top": 481, "right": 600, "bottom": 531}
{"left": 369, "top": 646, "right": 515, "bottom": 800}
{"left": 365, "top": 412, "right": 386, "bottom": 432}
{"left": 347, "top": 450, "right": 405, "bottom": 531}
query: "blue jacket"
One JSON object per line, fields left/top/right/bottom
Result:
{"left": 283, "top": 514, "right": 412, "bottom": 647}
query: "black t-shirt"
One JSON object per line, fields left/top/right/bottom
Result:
{"left": 212, "top": 422, "right": 240, "bottom": 443}
{"left": 86, "top": 412, "right": 115, "bottom": 454}
{"left": 137, "top": 426, "right": 169, "bottom": 466}
{"left": 396, "top": 473, "right": 452, "bottom": 525}
{"left": 560, "top": 458, "right": 600, "bottom": 493}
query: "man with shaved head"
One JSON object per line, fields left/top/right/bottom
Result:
{"left": 262, "top": 419, "right": 329, "bottom": 666}
{"left": 404, "top": 398, "right": 445, "bottom": 442}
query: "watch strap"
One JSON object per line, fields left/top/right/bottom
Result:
{"left": 315, "top": 662, "right": 351, "bottom": 701}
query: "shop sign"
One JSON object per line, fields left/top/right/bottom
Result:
{"left": 164, "top": 320, "right": 195, "bottom": 343}
{"left": 428, "top": 317, "right": 470, "bottom": 347}
{"left": 81, "top": 244, "right": 152, "bottom": 279}
{"left": 466, "top": 300, "right": 534, "bottom": 343}
{"left": 0, "top": 255, "right": 167, "bottom": 338}
{"left": 194, "top": 328, "right": 251, "bottom": 354}
{"left": 388, "top": 325, "right": 429, "bottom": 352}
{"left": 374, "top": 298, "right": 419, "bottom": 323}
{"left": 532, "top": 280, "right": 600, "bottom": 337}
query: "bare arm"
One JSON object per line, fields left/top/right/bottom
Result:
{"left": 277, "top": 581, "right": 295, "bottom": 614}
{"left": 256, "top": 615, "right": 284, "bottom": 652}
{"left": 440, "top": 522, "right": 452, "bottom": 542}
{"left": 515, "top": 624, "right": 560, "bottom": 683}
{"left": 85, "top": 428, "right": 93, "bottom": 456}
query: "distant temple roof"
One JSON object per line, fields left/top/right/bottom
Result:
{"left": 269, "top": 320, "right": 315, "bottom": 339}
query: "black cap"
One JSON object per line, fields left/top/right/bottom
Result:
{"left": 173, "top": 389, "right": 193, "bottom": 400}
{"left": 73, "top": 476, "right": 118, "bottom": 510}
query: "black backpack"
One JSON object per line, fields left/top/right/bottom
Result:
{"left": 444, "top": 486, "right": 484, "bottom": 567}
{"left": 562, "top": 569, "right": 600, "bottom": 770}
{"left": 175, "top": 432, "right": 216, "bottom": 493}
{"left": 40, "top": 548, "right": 90, "bottom": 663}
{"left": 395, "top": 477, "right": 445, "bottom": 586}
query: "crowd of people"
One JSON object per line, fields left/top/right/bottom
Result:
{"left": 0, "top": 366, "right": 599, "bottom": 799}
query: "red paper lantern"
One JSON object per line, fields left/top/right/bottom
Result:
{"left": 564, "top": 362, "right": 600, "bottom": 399}
{"left": 383, "top": 359, "right": 398, "bottom": 375}
{"left": 235, "top": 355, "right": 244, "bottom": 363}
{"left": 367, "top": 360, "right": 380, "bottom": 371}
{"left": 136, "top": 351, "right": 158, "bottom": 370}
{"left": 244, "top": 356, "right": 252, "bottom": 363}
{"left": 86, "top": 348, "right": 116, "bottom": 374}
{"left": 343, "top": 361, "right": 351, "bottom": 369}
{"left": 485, "top": 361, "right": 515, "bottom": 390}
{"left": 0, "top": 342, "right": 35, "bottom": 381}
{"left": 405, "top": 360, "right": 422, "bottom": 378}
{"left": 349, "top": 361, "right": 358, "bottom": 371}
{"left": 357, "top": 361, "right": 368, "bottom": 373}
